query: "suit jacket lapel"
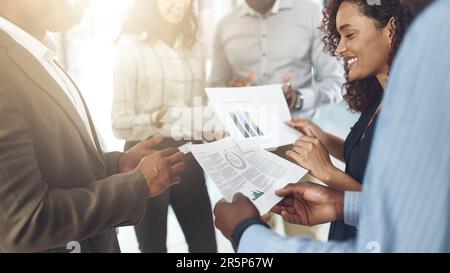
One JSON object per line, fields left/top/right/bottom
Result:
{"left": 0, "top": 30, "right": 104, "bottom": 165}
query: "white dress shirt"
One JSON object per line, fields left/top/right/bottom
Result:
{"left": 209, "top": 0, "right": 345, "bottom": 119}
{"left": 0, "top": 16, "right": 96, "bottom": 147}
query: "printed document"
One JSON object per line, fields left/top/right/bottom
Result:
{"left": 188, "top": 139, "right": 308, "bottom": 213}
{"left": 206, "top": 85, "right": 301, "bottom": 151}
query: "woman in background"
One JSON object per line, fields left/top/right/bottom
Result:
{"left": 112, "top": 0, "right": 216, "bottom": 253}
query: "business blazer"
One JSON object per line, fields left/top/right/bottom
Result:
{"left": 0, "top": 30, "right": 148, "bottom": 253}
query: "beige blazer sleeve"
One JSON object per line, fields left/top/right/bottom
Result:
{"left": 0, "top": 87, "right": 148, "bottom": 252}
{"left": 104, "top": 152, "right": 124, "bottom": 176}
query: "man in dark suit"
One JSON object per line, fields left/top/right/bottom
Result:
{"left": 0, "top": 0, "right": 185, "bottom": 252}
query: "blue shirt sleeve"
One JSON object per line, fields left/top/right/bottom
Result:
{"left": 344, "top": 192, "right": 362, "bottom": 227}
{"left": 238, "top": 224, "right": 355, "bottom": 253}
{"left": 355, "top": 0, "right": 450, "bottom": 252}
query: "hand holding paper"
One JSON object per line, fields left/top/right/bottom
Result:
{"left": 188, "top": 139, "right": 308, "bottom": 214}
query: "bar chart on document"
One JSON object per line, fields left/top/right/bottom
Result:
{"left": 229, "top": 111, "right": 264, "bottom": 138}
{"left": 206, "top": 85, "right": 301, "bottom": 151}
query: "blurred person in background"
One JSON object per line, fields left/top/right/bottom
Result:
{"left": 209, "top": 0, "right": 344, "bottom": 120}
{"left": 112, "top": 0, "right": 217, "bottom": 253}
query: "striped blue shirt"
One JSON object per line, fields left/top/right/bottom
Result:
{"left": 344, "top": 192, "right": 361, "bottom": 227}
{"left": 238, "top": 0, "right": 450, "bottom": 253}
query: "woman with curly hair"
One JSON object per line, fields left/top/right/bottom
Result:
{"left": 285, "top": 0, "right": 412, "bottom": 241}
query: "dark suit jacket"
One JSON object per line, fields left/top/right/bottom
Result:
{"left": 0, "top": 30, "right": 148, "bottom": 253}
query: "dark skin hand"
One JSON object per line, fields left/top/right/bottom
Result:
{"left": 271, "top": 182, "right": 344, "bottom": 226}
{"left": 136, "top": 148, "right": 185, "bottom": 197}
{"left": 118, "top": 135, "right": 164, "bottom": 173}
{"left": 214, "top": 182, "right": 345, "bottom": 240}
{"left": 213, "top": 193, "right": 260, "bottom": 240}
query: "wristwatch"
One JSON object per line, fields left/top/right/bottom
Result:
{"left": 293, "top": 90, "right": 304, "bottom": 111}
{"left": 282, "top": 82, "right": 304, "bottom": 111}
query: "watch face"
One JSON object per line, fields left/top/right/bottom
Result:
{"left": 295, "top": 93, "right": 304, "bottom": 110}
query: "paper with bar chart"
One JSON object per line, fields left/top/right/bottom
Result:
{"left": 206, "top": 85, "right": 301, "bottom": 151}
{"left": 229, "top": 110, "right": 265, "bottom": 138}
{"left": 188, "top": 139, "right": 307, "bottom": 213}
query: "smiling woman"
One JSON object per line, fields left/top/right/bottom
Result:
{"left": 320, "top": 0, "right": 411, "bottom": 112}
{"left": 309, "top": 0, "right": 413, "bottom": 242}
{"left": 157, "top": 0, "right": 193, "bottom": 24}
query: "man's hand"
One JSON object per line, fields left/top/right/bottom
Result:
{"left": 271, "top": 182, "right": 344, "bottom": 226}
{"left": 213, "top": 193, "right": 260, "bottom": 240}
{"left": 136, "top": 148, "right": 185, "bottom": 197}
{"left": 118, "top": 135, "right": 164, "bottom": 173}
{"left": 228, "top": 71, "right": 256, "bottom": 87}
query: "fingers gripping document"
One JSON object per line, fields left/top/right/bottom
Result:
{"left": 188, "top": 139, "right": 308, "bottom": 213}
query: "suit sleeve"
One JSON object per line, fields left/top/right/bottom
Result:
{"left": 0, "top": 86, "right": 148, "bottom": 253}
{"left": 104, "top": 152, "right": 124, "bottom": 176}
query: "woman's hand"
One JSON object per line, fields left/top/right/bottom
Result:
{"left": 153, "top": 108, "right": 169, "bottom": 129}
{"left": 287, "top": 119, "right": 328, "bottom": 145}
{"left": 287, "top": 131, "right": 336, "bottom": 184}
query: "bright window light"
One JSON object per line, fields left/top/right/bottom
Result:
{"left": 65, "top": 0, "right": 134, "bottom": 151}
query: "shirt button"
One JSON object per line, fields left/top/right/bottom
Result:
{"left": 262, "top": 34, "right": 266, "bottom": 38}
{"left": 262, "top": 53, "right": 266, "bottom": 57}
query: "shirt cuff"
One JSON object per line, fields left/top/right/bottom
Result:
{"left": 231, "top": 218, "right": 270, "bottom": 252}
{"left": 344, "top": 191, "right": 362, "bottom": 227}
{"left": 237, "top": 224, "right": 277, "bottom": 253}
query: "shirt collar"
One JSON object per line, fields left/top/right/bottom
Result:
{"left": 240, "top": 0, "right": 293, "bottom": 17}
{"left": 0, "top": 16, "right": 58, "bottom": 61}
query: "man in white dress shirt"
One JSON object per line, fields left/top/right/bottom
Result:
{"left": 209, "top": 0, "right": 344, "bottom": 120}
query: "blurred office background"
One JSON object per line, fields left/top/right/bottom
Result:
{"left": 59, "top": 0, "right": 359, "bottom": 252}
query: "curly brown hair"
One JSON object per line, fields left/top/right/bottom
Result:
{"left": 320, "top": 0, "right": 412, "bottom": 112}
{"left": 119, "top": 0, "right": 198, "bottom": 48}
